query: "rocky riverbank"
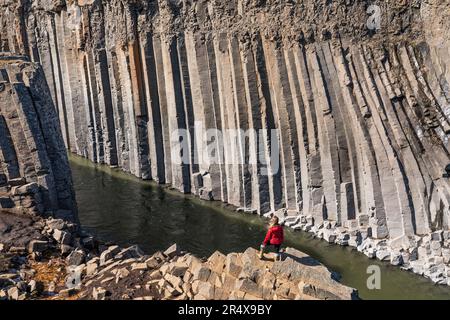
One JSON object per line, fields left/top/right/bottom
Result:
{"left": 0, "top": 210, "right": 357, "bottom": 300}
{"left": 279, "top": 211, "right": 450, "bottom": 286}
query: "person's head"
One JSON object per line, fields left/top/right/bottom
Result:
{"left": 270, "top": 216, "right": 279, "bottom": 227}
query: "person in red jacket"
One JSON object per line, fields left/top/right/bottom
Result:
{"left": 259, "top": 216, "right": 284, "bottom": 261}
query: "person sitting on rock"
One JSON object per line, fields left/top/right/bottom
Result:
{"left": 259, "top": 216, "right": 284, "bottom": 261}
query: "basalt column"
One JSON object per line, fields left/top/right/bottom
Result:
{"left": 0, "top": 56, "right": 77, "bottom": 221}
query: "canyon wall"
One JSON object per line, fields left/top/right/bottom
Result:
{"left": 1, "top": 0, "right": 450, "bottom": 282}
{"left": 0, "top": 55, "right": 77, "bottom": 221}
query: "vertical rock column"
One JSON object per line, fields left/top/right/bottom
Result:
{"left": 0, "top": 56, "right": 77, "bottom": 220}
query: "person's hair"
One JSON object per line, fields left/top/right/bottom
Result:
{"left": 270, "top": 216, "right": 279, "bottom": 227}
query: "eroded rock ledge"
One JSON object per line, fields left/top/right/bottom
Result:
{"left": 0, "top": 211, "right": 358, "bottom": 300}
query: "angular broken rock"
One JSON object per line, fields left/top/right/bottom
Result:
{"left": 0, "top": 290, "right": 7, "bottom": 301}
{"left": 81, "top": 236, "right": 95, "bottom": 250}
{"left": 115, "top": 268, "right": 130, "bottom": 283}
{"left": 322, "top": 229, "right": 337, "bottom": 244}
{"left": 302, "top": 284, "right": 342, "bottom": 300}
{"left": 196, "top": 282, "right": 215, "bottom": 300}
{"left": 7, "top": 287, "right": 19, "bottom": 300}
{"left": 192, "top": 265, "right": 211, "bottom": 282}
{"left": 390, "top": 252, "right": 404, "bottom": 266}
{"left": 164, "top": 244, "right": 180, "bottom": 259}
{"left": 116, "top": 245, "right": 143, "bottom": 260}
{"left": 47, "top": 219, "right": 66, "bottom": 231}
{"left": 225, "top": 254, "right": 242, "bottom": 278}
{"left": 146, "top": 256, "right": 163, "bottom": 269}
{"left": 164, "top": 273, "right": 183, "bottom": 289}
{"left": 235, "top": 278, "right": 263, "bottom": 299}
{"left": 27, "top": 240, "right": 48, "bottom": 253}
{"left": 375, "top": 249, "right": 391, "bottom": 261}
{"left": 66, "top": 249, "right": 86, "bottom": 266}
{"left": 100, "top": 245, "right": 121, "bottom": 266}
{"left": 11, "top": 183, "right": 39, "bottom": 196}
{"left": 207, "top": 251, "right": 226, "bottom": 274}
{"left": 59, "top": 288, "right": 78, "bottom": 298}
{"left": 92, "top": 287, "right": 108, "bottom": 300}
{"left": 86, "top": 262, "right": 99, "bottom": 276}
{"left": 131, "top": 263, "right": 148, "bottom": 271}
{"left": 53, "top": 229, "right": 72, "bottom": 245}
{"left": 170, "top": 262, "right": 189, "bottom": 278}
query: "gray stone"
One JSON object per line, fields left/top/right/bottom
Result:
{"left": 60, "top": 244, "right": 73, "bottom": 255}
{"left": 196, "top": 282, "right": 215, "bottom": 299}
{"left": 92, "top": 287, "right": 107, "bottom": 300}
{"left": 59, "top": 288, "right": 77, "bottom": 298}
{"left": 66, "top": 249, "right": 86, "bottom": 266}
{"left": 192, "top": 265, "right": 211, "bottom": 282}
{"left": 401, "top": 251, "right": 411, "bottom": 264}
{"left": 430, "top": 241, "right": 442, "bottom": 251}
{"left": 199, "top": 188, "right": 214, "bottom": 201}
{"left": 7, "top": 287, "right": 19, "bottom": 300}
{"left": 1, "top": 1, "right": 450, "bottom": 288}
{"left": 54, "top": 210, "right": 75, "bottom": 221}
{"left": 9, "top": 247, "right": 26, "bottom": 254}
{"left": 322, "top": 229, "right": 337, "bottom": 244}
{"left": 376, "top": 249, "right": 391, "bottom": 261}
{"left": 431, "top": 231, "right": 443, "bottom": 242}
{"left": 81, "top": 236, "right": 95, "bottom": 250}
{"left": 358, "top": 214, "right": 370, "bottom": 227}
{"left": 131, "top": 263, "right": 148, "bottom": 271}
{"left": 364, "top": 248, "right": 376, "bottom": 259}
{"left": 100, "top": 245, "right": 121, "bottom": 266}
{"left": 117, "top": 245, "right": 144, "bottom": 260}
{"left": 442, "top": 248, "right": 450, "bottom": 264}
{"left": 11, "top": 183, "right": 39, "bottom": 196}
{"left": 28, "top": 280, "right": 44, "bottom": 294}
{"left": 443, "top": 231, "right": 450, "bottom": 240}
{"left": 86, "top": 262, "right": 99, "bottom": 276}
{"left": 53, "top": 229, "right": 72, "bottom": 245}
{"left": 47, "top": 219, "right": 66, "bottom": 231}
{"left": 235, "top": 278, "right": 262, "bottom": 298}
{"left": 305, "top": 215, "right": 314, "bottom": 226}
{"left": 390, "top": 253, "right": 404, "bottom": 266}
{"left": 115, "top": 268, "right": 130, "bottom": 283}
{"left": 170, "top": 263, "right": 189, "bottom": 278}
{"left": 164, "top": 244, "right": 180, "bottom": 259}
{"left": 146, "top": 256, "right": 163, "bottom": 269}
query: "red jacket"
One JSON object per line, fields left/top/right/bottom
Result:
{"left": 263, "top": 225, "right": 284, "bottom": 245}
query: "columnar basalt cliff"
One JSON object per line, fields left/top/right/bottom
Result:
{"left": 1, "top": 0, "right": 450, "bottom": 283}
{"left": 0, "top": 55, "right": 77, "bottom": 220}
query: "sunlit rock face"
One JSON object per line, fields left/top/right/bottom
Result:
{"left": 1, "top": 0, "right": 449, "bottom": 282}
{"left": 0, "top": 55, "right": 77, "bottom": 221}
